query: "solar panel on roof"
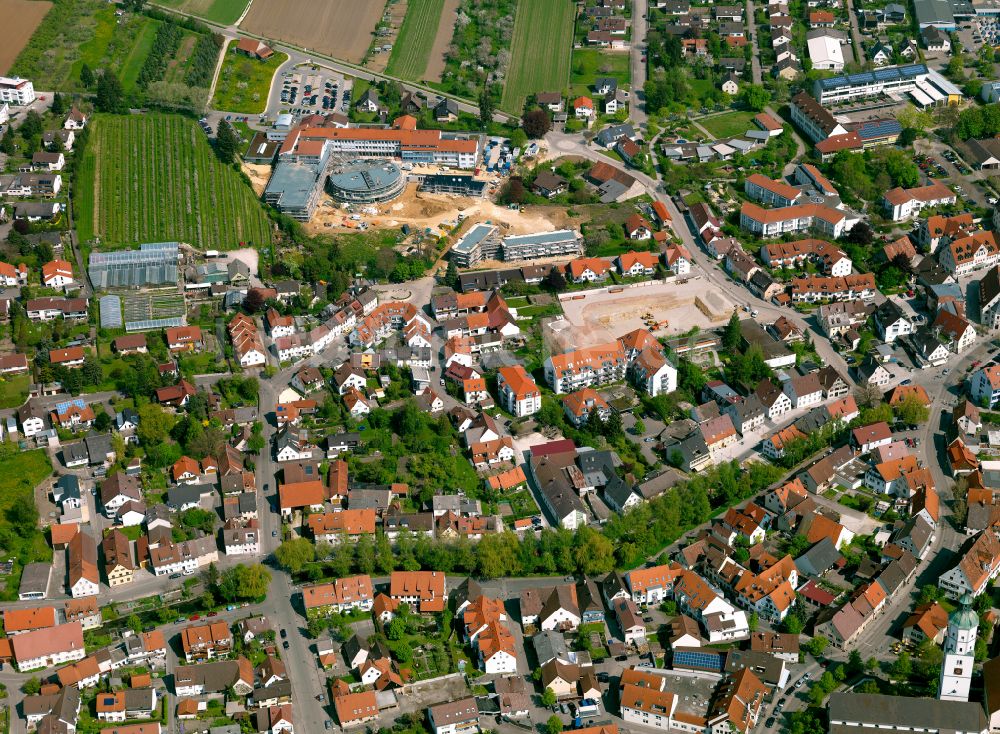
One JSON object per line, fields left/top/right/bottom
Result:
{"left": 674, "top": 649, "right": 724, "bottom": 671}
{"left": 54, "top": 398, "right": 85, "bottom": 414}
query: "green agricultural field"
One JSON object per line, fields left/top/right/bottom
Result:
{"left": 569, "top": 47, "right": 630, "bottom": 98}
{"left": 700, "top": 110, "right": 758, "bottom": 139}
{"left": 212, "top": 42, "right": 288, "bottom": 114}
{"left": 500, "top": 0, "right": 575, "bottom": 113}
{"left": 76, "top": 114, "right": 273, "bottom": 250}
{"left": 155, "top": 0, "right": 249, "bottom": 24}
{"left": 119, "top": 17, "right": 162, "bottom": 91}
{"left": 386, "top": 0, "right": 446, "bottom": 79}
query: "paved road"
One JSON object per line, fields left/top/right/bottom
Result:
{"left": 630, "top": 0, "right": 649, "bottom": 132}
{"left": 843, "top": 0, "right": 865, "bottom": 64}
{"left": 746, "top": 0, "right": 763, "bottom": 84}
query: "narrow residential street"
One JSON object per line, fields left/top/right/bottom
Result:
{"left": 629, "top": 0, "right": 650, "bottom": 132}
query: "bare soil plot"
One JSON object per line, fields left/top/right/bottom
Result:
{"left": 554, "top": 279, "right": 738, "bottom": 351}
{"left": 240, "top": 0, "right": 384, "bottom": 63}
{"left": 304, "top": 183, "right": 582, "bottom": 237}
{"left": 424, "top": 0, "right": 459, "bottom": 82}
{"left": 0, "top": 0, "right": 52, "bottom": 74}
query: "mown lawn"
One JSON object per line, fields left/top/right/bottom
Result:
{"left": 500, "top": 0, "right": 575, "bottom": 113}
{"left": 0, "top": 373, "right": 30, "bottom": 409}
{"left": 386, "top": 0, "right": 446, "bottom": 80}
{"left": 700, "top": 110, "right": 758, "bottom": 139}
{"left": 77, "top": 113, "right": 273, "bottom": 249}
{"left": 120, "top": 17, "right": 162, "bottom": 91}
{"left": 211, "top": 42, "right": 287, "bottom": 114}
{"left": 569, "top": 47, "right": 630, "bottom": 99}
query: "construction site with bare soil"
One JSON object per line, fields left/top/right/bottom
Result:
{"left": 552, "top": 278, "right": 739, "bottom": 351}
{"left": 302, "top": 183, "right": 585, "bottom": 239}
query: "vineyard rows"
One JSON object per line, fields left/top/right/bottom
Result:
{"left": 80, "top": 114, "right": 273, "bottom": 250}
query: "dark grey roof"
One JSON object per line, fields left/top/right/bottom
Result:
{"left": 604, "top": 473, "right": 636, "bottom": 510}
{"left": 577, "top": 449, "right": 619, "bottom": 486}
{"left": 62, "top": 442, "right": 88, "bottom": 464}
{"left": 19, "top": 562, "right": 51, "bottom": 597}
{"left": 857, "top": 355, "right": 886, "bottom": 380}
{"left": 348, "top": 488, "right": 391, "bottom": 511}
{"left": 874, "top": 299, "right": 908, "bottom": 329}
{"left": 663, "top": 430, "right": 710, "bottom": 469}
{"left": 828, "top": 692, "right": 987, "bottom": 731}
{"left": 893, "top": 515, "right": 933, "bottom": 553}
{"left": 55, "top": 474, "right": 81, "bottom": 500}
{"left": 166, "top": 483, "right": 214, "bottom": 509}
{"left": 793, "top": 536, "right": 841, "bottom": 576}
{"left": 795, "top": 406, "right": 830, "bottom": 434}
{"left": 531, "top": 630, "right": 569, "bottom": 666}
{"left": 84, "top": 432, "right": 112, "bottom": 460}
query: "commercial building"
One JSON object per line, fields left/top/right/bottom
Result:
{"left": 813, "top": 64, "right": 962, "bottom": 106}
{"left": 264, "top": 158, "right": 329, "bottom": 221}
{"left": 807, "top": 33, "right": 845, "bottom": 70}
{"left": 827, "top": 692, "right": 988, "bottom": 734}
{"left": 279, "top": 123, "right": 480, "bottom": 170}
{"left": 327, "top": 159, "right": 406, "bottom": 203}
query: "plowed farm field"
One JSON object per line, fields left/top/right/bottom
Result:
{"left": 239, "top": 0, "right": 384, "bottom": 63}
{"left": 0, "top": 0, "right": 52, "bottom": 74}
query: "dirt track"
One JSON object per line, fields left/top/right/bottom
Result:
{"left": 0, "top": 0, "right": 52, "bottom": 74}
{"left": 240, "top": 0, "right": 383, "bottom": 63}
{"left": 424, "top": 0, "right": 460, "bottom": 82}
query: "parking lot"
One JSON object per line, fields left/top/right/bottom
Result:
{"left": 957, "top": 17, "right": 1000, "bottom": 57}
{"left": 280, "top": 66, "right": 354, "bottom": 117}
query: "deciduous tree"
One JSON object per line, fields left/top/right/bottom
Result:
{"left": 274, "top": 538, "right": 315, "bottom": 573}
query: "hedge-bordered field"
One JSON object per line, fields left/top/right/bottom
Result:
{"left": 385, "top": 0, "right": 446, "bottom": 80}
{"left": 76, "top": 114, "right": 273, "bottom": 250}
{"left": 500, "top": 0, "right": 575, "bottom": 113}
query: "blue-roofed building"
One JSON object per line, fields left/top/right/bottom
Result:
{"left": 855, "top": 118, "right": 902, "bottom": 147}
{"left": 672, "top": 646, "right": 725, "bottom": 672}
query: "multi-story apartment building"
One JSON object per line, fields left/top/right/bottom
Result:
{"left": 496, "top": 365, "right": 542, "bottom": 416}
{"left": 543, "top": 342, "right": 628, "bottom": 394}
